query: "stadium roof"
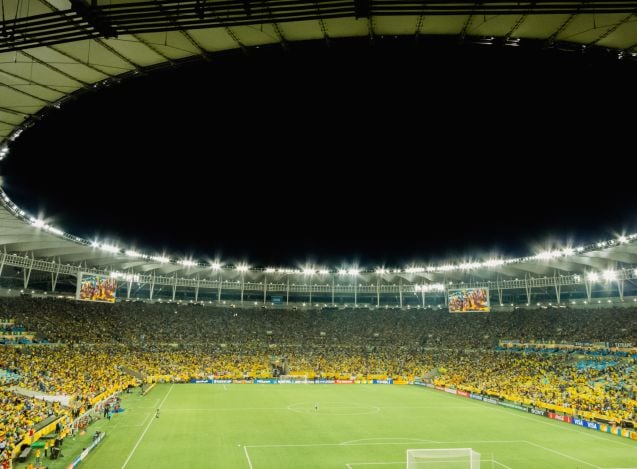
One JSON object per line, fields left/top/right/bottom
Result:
{"left": 2, "top": 187, "right": 637, "bottom": 284}
{"left": 1, "top": 0, "right": 637, "bottom": 149}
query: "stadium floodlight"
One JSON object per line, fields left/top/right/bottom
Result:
{"left": 536, "top": 250, "right": 560, "bottom": 260}
{"left": 30, "top": 218, "right": 45, "bottom": 228}
{"left": 562, "top": 247, "right": 575, "bottom": 256}
{"left": 150, "top": 255, "right": 169, "bottom": 263}
{"left": 618, "top": 235, "right": 628, "bottom": 244}
{"left": 101, "top": 244, "right": 119, "bottom": 253}
{"left": 47, "top": 226, "right": 63, "bottom": 235}
{"left": 303, "top": 268, "right": 315, "bottom": 276}
{"left": 576, "top": 246, "right": 584, "bottom": 252}
{"left": 179, "top": 259, "right": 196, "bottom": 267}
{"left": 347, "top": 268, "right": 360, "bottom": 276}
{"left": 236, "top": 265, "right": 249, "bottom": 272}
{"left": 210, "top": 262, "right": 222, "bottom": 270}
{"left": 375, "top": 268, "right": 387, "bottom": 274}
{"left": 265, "top": 267, "right": 275, "bottom": 273}
{"left": 125, "top": 250, "right": 141, "bottom": 257}
{"left": 318, "top": 269, "right": 329, "bottom": 275}
{"left": 602, "top": 269, "right": 617, "bottom": 281}
{"left": 483, "top": 259, "right": 504, "bottom": 267}
{"left": 338, "top": 269, "right": 348, "bottom": 275}
{"left": 587, "top": 272, "right": 599, "bottom": 282}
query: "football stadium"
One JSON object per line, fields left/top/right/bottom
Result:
{"left": 1, "top": 1, "right": 637, "bottom": 468}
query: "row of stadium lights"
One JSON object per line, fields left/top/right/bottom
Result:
{"left": 72, "top": 238, "right": 637, "bottom": 278}
{"left": 1, "top": 188, "right": 637, "bottom": 277}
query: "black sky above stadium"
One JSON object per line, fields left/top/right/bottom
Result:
{"left": 2, "top": 38, "right": 637, "bottom": 267}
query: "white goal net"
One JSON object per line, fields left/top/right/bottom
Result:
{"left": 407, "top": 448, "right": 480, "bottom": 468}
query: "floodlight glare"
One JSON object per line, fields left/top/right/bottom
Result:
{"left": 586, "top": 272, "right": 599, "bottom": 282}
{"left": 151, "top": 255, "right": 169, "bottom": 263}
{"left": 602, "top": 269, "right": 617, "bottom": 281}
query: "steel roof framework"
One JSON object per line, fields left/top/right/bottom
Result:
{"left": 2, "top": 0, "right": 637, "bottom": 147}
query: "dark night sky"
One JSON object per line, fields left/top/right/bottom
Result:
{"left": 2, "top": 38, "right": 637, "bottom": 267}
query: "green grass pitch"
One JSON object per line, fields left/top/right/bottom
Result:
{"left": 19, "top": 384, "right": 637, "bottom": 468}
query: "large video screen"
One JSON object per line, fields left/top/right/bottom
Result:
{"left": 76, "top": 273, "right": 117, "bottom": 303}
{"left": 448, "top": 287, "right": 489, "bottom": 313}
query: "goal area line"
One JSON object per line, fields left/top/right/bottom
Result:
{"left": 345, "top": 459, "right": 512, "bottom": 468}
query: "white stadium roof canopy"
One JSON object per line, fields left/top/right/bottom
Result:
{"left": 2, "top": 186, "right": 637, "bottom": 285}
{"left": 1, "top": 0, "right": 637, "bottom": 148}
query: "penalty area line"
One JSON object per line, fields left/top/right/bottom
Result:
{"left": 244, "top": 446, "right": 253, "bottom": 469}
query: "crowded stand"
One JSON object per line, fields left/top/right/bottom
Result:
{"left": 0, "top": 296, "right": 636, "bottom": 462}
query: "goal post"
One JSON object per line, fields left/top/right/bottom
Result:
{"left": 406, "top": 448, "right": 480, "bottom": 468}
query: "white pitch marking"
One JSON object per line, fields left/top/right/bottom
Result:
{"left": 483, "top": 459, "right": 514, "bottom": 469}
{"left": 344, "top": 462, "right": 403, "bottom": 466}
{"left": 121, "top": 384, "right": 174, "bottom": 469}
{"left": 244, "top": 445, "right": 253, "bottom": 469}
{"left": 489, "top": 401, "right": 637, "bottom": 449}
{"left": 524, "top": 440, "right": 601, "bottom": 468}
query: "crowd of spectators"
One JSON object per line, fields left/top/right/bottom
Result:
{"left": 0, "top": 296, "right": 635, "bottom": 458}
